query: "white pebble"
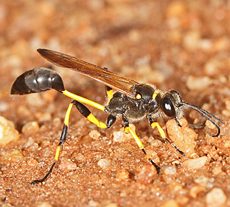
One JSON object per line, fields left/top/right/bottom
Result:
{"left": 0, "top": 102, "right": 8, "bottom": 112}
{"left": 22, "top": 121, "right": 39, "bottom": 136}
{"left": 163, "top": 166, "right": 177, "bottom": 175}
{"left": 183, "top": 156, "right": 208, "bottom": 170}
{"left": 186, "top": 76, "right": 212, "bottom": 91}
{"left": 89, "top": 130, "right": 101, "bottom": 140}
{"left": 0, "top": 116, "right": 19, "bottom": 145}
{"left": 97, "top": 158, "right": 110, "bottom": 169}
{"left": 206, "top": 188, "right": 226, "bottom": 207}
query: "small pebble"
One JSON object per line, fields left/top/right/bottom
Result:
{"left": 166, "top": 118, "right": 197, "bottom": 156}
{"left": 0, "top": 102, "right": 8, "bottom": 112}
{"left": 163, "top": 166, "right": 177, "bottom": 175}
{"left": 0, "top": 116, "right": 19, "bottom": 145}
{"left": 183, "top": 156, "right": 208, "bottom": 170}
{"left": 26, "top": 93, "right": 45, "bottom": 107}
{"left": 161, "top": 199, "right": 179, "bottom": 207}
{"left": 183, "top": 31, "right": 200, "bottom": 51}
{"left": 4, "top": 149, "right": 23, "bottom": 161}
{"left": 59, "top": 159, "right": 77, "bottom": 171}
{"left": 113, "top": 128, "right": 132, "bottom": 143}
{"left": 116, "top": 169, "right": 130, "bottom": 181}
{"left": 206, "top": 188, "right": 227, "bottom": 207}
{"left": 97, "top": 158, "right": 110, "bottom": 169}
{"left": 186, "top": 76, "right": 212, "bottom": 91}
{"left": 36, "top": 201, "right": 53, "bottom": 207}
{"left": 189, "top": 185, "right": 206, "bottom": 198}
{"left": 135, "top": 165, "right": 157, "bottom": 184}
{"left": 88, "top": 200, "right": 99, "bottom": 207}
{"left": 104, "top": 203, "right": 118, "bottom": 207}
{"left": 194, "top": 176, "right": 214, "bottom": 188}
{"left": 22, "top": 121, "right": 39, "bottom": 136}
{"left": 89, "top": 130, "right": 101, "bottom": 140}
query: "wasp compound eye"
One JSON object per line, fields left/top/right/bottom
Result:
{"left": 161, "top": 96, "right": 176, "bottom": 117}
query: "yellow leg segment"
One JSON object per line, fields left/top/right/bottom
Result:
{"left": 151, "top": 121, "right": 184, "bottom": 155}
{"left": 151, "top": 122, "right": 166, "bottom": 139}
{"left": 87, "top": 113, "right": 107, "bottom": 129}
{"left": 31, "top": 102, "right": 74, "bottom": 184}
{"left": 63, "top": 90, "right": 105, "bottom": 112}
{"left": 106, "top": 88, "right": 113, "bottom": 102}
{"left": 55, "top": 102, "right": 73, "bottom": 162}
{"left": 124, "top": 126, "right": 144, "bottom": 150}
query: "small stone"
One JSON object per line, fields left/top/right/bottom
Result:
{"left": 4, "top": 149, "right": 24, "bottom": 162}
{"left": 36, "top": 201, "right": 53, "bottom": 207}
{"left": 0, "top": 116, "right": 19, "bottom": 145}
{"left": 183, "top": 156, "right": 208, "bottom": 170}
{"left": 163, "top": 166, "right": 177, "bottom": 175}
{"left": 97, "top": 158, "right": 110, "bottom": 169}
{"left": 189, "top": 185, "right": 206, "bottom": 198}
{"left": 161, "top": 199, "right": 179, "bottom": 207}
{"left": 135, "top": 165, "right": 157, "bottom": 184}
{"left": 206, "top": 188, "right": 227, "bottom": 207}
{"left": 89, "top": 130, "right": 101, "bottom": 140}
{"left": 22, "top": 121, "right": 39, "bottom": 136}
{"left": 0, "top": 102, "right": 8, "bottom": 112}
{"left": 194, "top": 176, "right": 214, "bottom": 188}
{"left": 212, "top": 166, "right": 222, "bottom": 175}
{"left": 23, "top": 137, "right": 35, "bottom": 148}
{"left": 116, "top": 169, "right": 130, "bottom": 181}
{"left": 88, "top": 200, "right": 99, "bottom": 207}
{"left": 183, "top": 31, "right": 200, "bottom": 51}
{"left": 26, "top": 93, "right": 45, "bottom": 107}
{"left": 104, "top": 203, "right": 118, "bottom": 207}
{"left": 59, "top": 159, "right": 77, "bottom": 171}
{"left": 113, "top": 128, "right": 132, "bottom": 143}
{"left": 186, "top": 76, "right": 212, "bottom": 91}
{"left": 166, "top": 118, "right": 197, "bottom": 156}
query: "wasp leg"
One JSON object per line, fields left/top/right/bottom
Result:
{"left": 31, "top": 102, "right": 74, "bottom": 185}
{"left": 150, "top": 121, "right": 185, "bottom": 156}
{"left": 105, "top": 86, "right": 113, "bottom": 102}
{"left": 62, "top": 90, "right": 105, "bottom": 112}
{"left": 73, "top": 100, "right": 116, "bottom": 129}
{"left": 123, "top": 118, "right": 160, "bottom": 173}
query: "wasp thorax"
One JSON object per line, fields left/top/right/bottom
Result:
{"left": 132, "top": 84, "right": 155, "bottom": 102}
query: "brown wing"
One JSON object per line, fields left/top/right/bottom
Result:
{"left": 37, "top": 49, "right": 137, "bottom": 95}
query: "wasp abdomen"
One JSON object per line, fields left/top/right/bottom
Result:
{"left": 11, "top": 67, "right": 65, "bottom": 95}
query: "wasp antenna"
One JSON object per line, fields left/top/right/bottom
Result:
{"left": 182, "top": 102, "right": 222, "bottom": 137}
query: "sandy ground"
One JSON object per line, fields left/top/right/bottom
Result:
{"left": 0, "top": 1, "right": 230, "bottom": 207}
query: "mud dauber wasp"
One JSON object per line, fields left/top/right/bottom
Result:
{"left": 11, "top": 49, "right": 222, "bottom": 184}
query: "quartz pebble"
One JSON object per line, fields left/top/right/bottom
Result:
{"left": 97, "top": 159, "right": 110, "bottom": 169}
{"left": 89, "top": 130, "right": 101, "bottom": 140}
{"left": 36, "top": 201, "right": 53, "bottom": 207}
{"left": 135, "top": 165, "right": 157, "bottom": 184}
{"left": 206, "top": 188, "right": 226, "bottom": 207}
{"left": 0, "top": 116, "right": 19, "bottom": 145}
{"left": 113, "top": 127, "right": 133, "bottom": 143}
{"left": 116, "top": 169, "right": 130, "bottom": 181}
{"left": 166, "top": 118, "right": 197, "bottom": 156}
{"left": 183, "top": 156, "right": 208, "bottom": 170}
{"left": 59, "top": 159, "right": 77, "bottom": 171}
{"left": 186, "top": 76, "right": 212, "bottom": 91}
{"left": 22, "top": 121, "right": 39, "bottom": 136}
{"left": 163, "top": 166, "right": 177, "bottom": 175}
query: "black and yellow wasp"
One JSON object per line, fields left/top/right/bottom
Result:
{"left": 11, "top": 49, "right": 222, "bottom": 184}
